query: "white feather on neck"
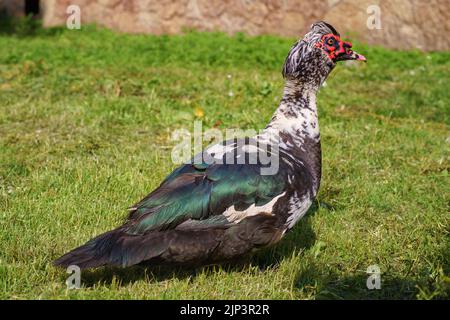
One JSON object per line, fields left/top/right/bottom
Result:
{"left": 265, "top": 82, "right": 320, "bottom": 145}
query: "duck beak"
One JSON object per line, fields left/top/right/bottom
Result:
{"left": 349, "top": 50, "right": 367, "bottom": 62}
{"left": 335, "top": 50, "right": 367, "bottom": 62}
{"left": 335, "top": 49, "right": 367, "bottom": 62}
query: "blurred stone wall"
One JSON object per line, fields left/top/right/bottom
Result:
{"left": 3, "top": 0, "right": 450, "bottom": 51}
{"left": 0, "top": 0, "right": 24, "bottom": 16}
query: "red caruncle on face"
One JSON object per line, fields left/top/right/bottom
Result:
{"left": 315, "top": 33, "right": 353, "bottom": 61}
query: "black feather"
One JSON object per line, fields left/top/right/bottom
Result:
{"left": 318, "top": 21, "right": 340, "bottom": 37}
{"left": 53, "top": 228, "right": 166, "bottom": 269}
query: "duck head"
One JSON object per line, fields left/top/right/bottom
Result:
{"left": 282, "top": 21, "right": 366, "bottom": 88}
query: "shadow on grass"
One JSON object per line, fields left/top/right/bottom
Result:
{"left": 292, "top": 236, "right": 450, "bottom": 300}
{"left": 293, "top": 264, "right": 421, "bottom": 300}
{"left": 81, "top": 265, "right": 193, "bottom": 287}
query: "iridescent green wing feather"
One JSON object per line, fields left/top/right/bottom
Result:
{"left": 126, "top": 161, "right": 286, "bottom": 234}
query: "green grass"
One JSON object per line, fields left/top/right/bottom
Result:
{"left": 0, "top": 24, "right": 449, "bottom": 300}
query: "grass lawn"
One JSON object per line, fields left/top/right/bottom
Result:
{"left": 0, "top": 23, "right": 449, "bottom": 300}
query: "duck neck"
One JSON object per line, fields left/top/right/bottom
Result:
{"left": 265, "top": 79, "right": 322, "bottom": 195}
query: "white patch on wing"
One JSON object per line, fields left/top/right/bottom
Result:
{"left": 206, "top": 143, "right": 236, "bottom": 159}
{"left": 287, "top": 174, "right": 294, "bottom": 184}
{"left": 223, "top": 192, "right": 286, "bottom": 224}
{"left": 241, "top": 144, "right": 259, "bottom": 153}
{"left": 286, "top": 192, "right": 312, "bottom": 229}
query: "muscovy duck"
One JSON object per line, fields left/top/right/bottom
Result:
{"left": 54, "top": 21, "right": 366, "bottom": 269}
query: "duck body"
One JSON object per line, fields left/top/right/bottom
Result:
{"left": 54, "top": 21, "right": 365, "bottom": 269}
{"left": 54, "top": 125, "right": 320, "bottom": 268}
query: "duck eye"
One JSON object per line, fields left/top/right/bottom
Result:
{"left": 327, "top": 38, "right": 334, "bottom": 46}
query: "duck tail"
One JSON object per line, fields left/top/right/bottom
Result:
{"left": 53, "top": 228, "right": 121, "bottom": 269}
{"left": 53, "top": 227, "right": 166, "bottom": 270}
